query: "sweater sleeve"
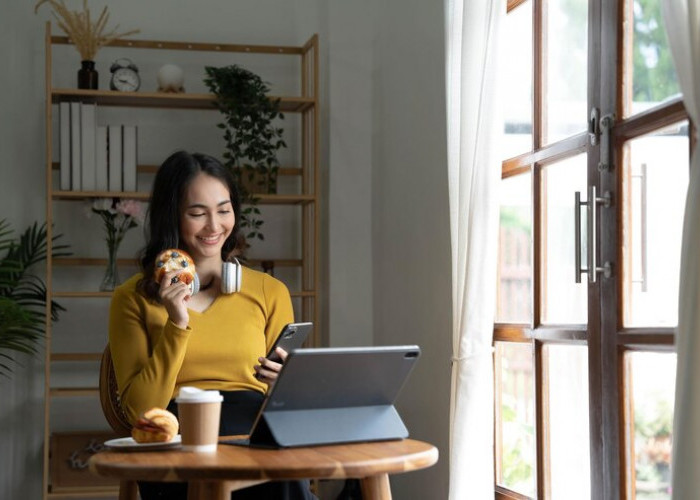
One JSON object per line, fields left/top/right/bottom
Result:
{"left": 108, "top": 279, "right": 191, "bottom": 424}
{"left": 262, "top": 274, "right": 295, "bottom": 352}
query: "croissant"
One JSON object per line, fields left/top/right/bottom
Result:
{"left": 131, "top": 407, "right": 179, "bottom": 443}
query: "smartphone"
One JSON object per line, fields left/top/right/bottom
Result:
{"left": 265, "top": 322, "right": 313, "bottom": 363}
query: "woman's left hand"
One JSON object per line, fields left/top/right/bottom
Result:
{"left": 254, "top": 347, "right": 288, "bottom": 384}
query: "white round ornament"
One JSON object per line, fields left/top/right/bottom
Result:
{"left": 157, "top": 64, "right": 185, "bottom": 92}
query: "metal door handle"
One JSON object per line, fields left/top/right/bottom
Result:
{"left": 631, "top": 163, "right": 648, "bottom": 292}
{"left": 575, "top": 186, "right": 613, "bottom": 283}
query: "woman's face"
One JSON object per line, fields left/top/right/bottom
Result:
{"left": 179, "top": 172, "right": 235, "bottom": 261}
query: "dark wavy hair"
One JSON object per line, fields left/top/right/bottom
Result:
{"left": 137, "top": 151, "right": 241, "bottom": 299}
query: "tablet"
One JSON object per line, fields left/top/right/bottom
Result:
{"left": 236, "top": 345, "right": 421, "bottom": 448}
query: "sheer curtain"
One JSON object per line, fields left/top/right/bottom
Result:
{"left": 662, "top": 2, "right": 700, "bottom": 498}
{"left": 445, "top": 1, "right": 504, "bottom": 498}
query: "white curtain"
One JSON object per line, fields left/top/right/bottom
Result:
{"left": 662, "top": 2, "right": 700, "bottom": 498}
{"left": 445, "top": 1, "right": 504, "bottom": 498}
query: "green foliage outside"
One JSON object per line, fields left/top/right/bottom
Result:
{"left": 632, "top": 0, "right": 680, "bottom": 102}
{"left": 500, "top": 207, "right": 531, "bottom": 234}
{"left": 0, "top": 219, "right": 70, "bottom": 377}
{"left": 501, "top": 394, "right": 535, "bottom": 497}
{"left": 559, "top": 0, "right": 679, "bottom": 103}
{"left": 635, "top": 395, "right": 673, "bottom": 497}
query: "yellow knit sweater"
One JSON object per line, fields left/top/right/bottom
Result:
{"left": 108, "top": 267, "right": 293, "bottom": 424}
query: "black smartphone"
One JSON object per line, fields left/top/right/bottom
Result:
{"left": 265, "top": 322, "right": 313, "bottom": 363}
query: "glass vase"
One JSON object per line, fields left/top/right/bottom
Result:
{"left": 100, "top": 242, "right": 120, "bottom": 291}
{"left": 78, "top": 60, "right": 98, "bottom": 90}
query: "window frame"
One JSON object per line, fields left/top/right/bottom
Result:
{"left": 495, "top": 0, "right": 687, "bottom": 498}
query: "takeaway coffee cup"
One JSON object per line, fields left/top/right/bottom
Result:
{"left": 175, "top": 386, "right": 224, "bottom": 452}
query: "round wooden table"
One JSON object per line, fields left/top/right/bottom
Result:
{"left": 89, "top": 438, "right": 438, "bottom": 500}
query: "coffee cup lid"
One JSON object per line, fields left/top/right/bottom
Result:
{"left": 175, "top": 386, "right": 223, "bottom": 403}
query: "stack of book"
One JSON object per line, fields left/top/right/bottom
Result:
{"left": 59, "top": 102, "right": 138, "bottom": 192}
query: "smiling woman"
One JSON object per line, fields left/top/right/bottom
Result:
{"left": 107, "top": 151, "right": 316, "bottom": 500}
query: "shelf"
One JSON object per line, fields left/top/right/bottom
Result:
{"left": 53, "top": 257, "right": 139, "bottom": 267}
{"left": 51, "top": 353, "right": 102, "bottom": 362}
{"left": 52, "top": 34, "right": 305, "bottom": 55}
{"left": 51, "top": 89, "right": 315, "bottom": 112}
{"left": 52, "top": 291, "right": 112, "bottom": 298}
{"left": 52, "top": 190, "right": 149, "bottom": 200}
{"left": 51, "top": 190, "right": 316, "bottom": 204}
{"left": 256, "top": 194, "right": 316, "bottom": 205}
{"left": 52, "top": 162, "right": 303, "bottom": 176}
{"left": 53, "top": 257, "right": 303, "bottom": 267}
{"left": 44, "top": 24, "right": 320, "bottom": 499}
{"left": 52, "top": 289, "right": 316, "bottom": 298}
{"left": 48, "top": 486, "right": 119, "bottom": 498}
{"left": 50, "top": 388, "right": 99, "bottom": 397}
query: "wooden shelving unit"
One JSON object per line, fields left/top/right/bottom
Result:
{"left": 42, "top": 22, "right": 320, "bottom": 499}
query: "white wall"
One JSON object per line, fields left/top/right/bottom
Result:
{"left": 326, "top": 1, "right": 374, "bottom": 347}
{"left": 371, "top": 1, "right": 452, "bottom": 498}
{"left": 0, "top": 1, "right": 451, "bottom": 498}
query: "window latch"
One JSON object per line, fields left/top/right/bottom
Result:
{"left": 589, "top": 107, "right": 600, "bottom": 146}
{"left": 589, "top": 107, "right": 615, "bottom": 171}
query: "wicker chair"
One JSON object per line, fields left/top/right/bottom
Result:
{"left": 98, "top": 344, "right": 138, "bottom": 500}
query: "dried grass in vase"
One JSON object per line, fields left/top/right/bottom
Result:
{"left": 35, "top": 0, "right": 139, "bottom": 61}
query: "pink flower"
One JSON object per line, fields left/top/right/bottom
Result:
{"left": 116, "top": 199, "right": 144, "bottom": 223}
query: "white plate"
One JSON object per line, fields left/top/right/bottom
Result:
{"left": 104, "top": 434, "right": 182, "bottom": 451}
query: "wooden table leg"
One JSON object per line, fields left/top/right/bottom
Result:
{"left": 360, "top": 474, "right": 392, "bottom": 500}
{"left": 188, "top": 479, "right": 269, "bottom": 500}
{"left": 119, "top": 480, "right": 138, "bottom": 500}
{"left": 188, "top": 480, "right": 228, "bottom": 500}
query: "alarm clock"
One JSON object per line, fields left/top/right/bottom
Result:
{"left": 109, "top": 58, "right": 141, "bottom": 92}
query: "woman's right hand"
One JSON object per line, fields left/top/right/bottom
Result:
{"left": 158, "top": 270, "right": 191, "bottom": 329}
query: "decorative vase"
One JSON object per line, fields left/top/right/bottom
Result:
{"left": 78, "top": 60, "right": 98, "bottom": 90}
{"left": 100, "top": 241, "right": 120, "bottom": 291}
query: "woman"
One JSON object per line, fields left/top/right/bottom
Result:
{"left": 109, "top": 151, "right": 315, "bottom": 499}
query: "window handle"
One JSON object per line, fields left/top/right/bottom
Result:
{"left": 631, "top": 163, "right": 648, "bottom": 292}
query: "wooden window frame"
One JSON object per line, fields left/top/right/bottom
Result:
{"left": 496, "top": 1, "right": 686, "bottom": 498}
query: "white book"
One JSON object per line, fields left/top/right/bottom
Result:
{"left": 95, "top": 126, "right": 108, "bottom": 191}
{"left": 80, "top": 103, "right": 96, "bottom": 191}
{"left": 59, "top": 101, "right": 70, "bottom": 191}
{"left": 122, "top": 125, "right": 138, "bottom": 192}
{"left": 70, "top": 101, "right": 81, "bottom": 191}
{"left": 108, "top": 125, "right": 122, "bottom": 192}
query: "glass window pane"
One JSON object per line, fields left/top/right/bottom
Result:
{"left": 496, "top": 341, "right": 536, "bottom": 497}
{"left": 498, "top": 173, "right": 533, "bottom": 323}
{"left": 624, "top": 122, "right": 688, "bottom": 327}
{"left": 541, "top": 155, "right": 588, "bottom": 324}
{"left": 624, "top": 0, "right": 681, "bottom": 117}
{"left": 503, "top": 1, "right": 533, "bottom": 158}
{"left": 546, "top": 344, "right": 590, "bottom": 500}
{"left": 545, "top": 0, "right": 588, "bottom": 144}
{"left": 628, "top": 352, "right": 675, "bottom": 499}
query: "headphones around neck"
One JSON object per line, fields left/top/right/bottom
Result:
{"left": 191, "top": 259, "right": 242, "bottom": 295}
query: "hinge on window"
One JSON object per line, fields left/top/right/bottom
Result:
{"left": 589, "top": 107, "right": 615, "bottom": 171}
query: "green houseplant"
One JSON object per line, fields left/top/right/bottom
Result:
{"left": 0, "top": 219, "right": 70, "bottom": 377}
{"left": 204, "top": 64, "right": 286, "bottom": 244}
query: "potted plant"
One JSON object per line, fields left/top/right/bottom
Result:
{"left": 0, "top": 219, "right": 70, "bottom": 377}
{"left": 204, "top": 64, "right": 287, "bottom": 244}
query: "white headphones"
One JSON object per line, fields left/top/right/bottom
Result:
{"left": 191, "top": 259, "right": 242, "bottom": 295}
